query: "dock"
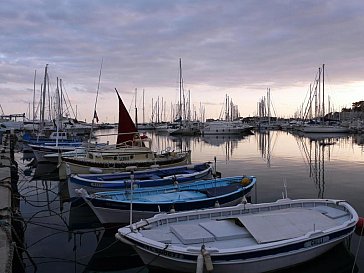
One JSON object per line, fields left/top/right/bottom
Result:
{"left": 0, "top": 132, "right": 17, "bottom": 273}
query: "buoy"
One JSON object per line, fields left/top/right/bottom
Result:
{"left": 196, "top": 253, "right": 204, "bottom": 273}
{"left": 240, "top": 177, "right": 251, "bottom": 186}
{"left": 355, "top": 217, "right": 364, "bottom": 236}
{"left": 170, "top": 205, "right": 176, "bottom": 213}
{"left": 356, "top": 217, "right": 364, "bottom": 229}
{"left": 355, "top": 217, "right": 364, "bottom": 235}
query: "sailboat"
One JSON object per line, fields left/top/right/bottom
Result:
{"left": 300, "top": 64, "right": 350, "bottom": 134}
{"left": 201, "top": 95, "right": 253, "bottom": 135}
{"left": 58, "top": 89, "right": 191, "bottom": 177}
{"left": 26, "top": 73, "right": 85, "bottom": 161}
{"left": 168, "top": 58, "right": 201, "bottom": 136}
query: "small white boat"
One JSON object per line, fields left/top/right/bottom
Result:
{"left": 201, "top": 120, "right": 253, "bottom": 135}
{"left": 29, "top": 142, "right": 83, "bottom": 163}
{"left": 116, "top": 198, "right": 358, "bottom": 273}
{"left": 299, "top": 124, "right": 350, "bottom": 133}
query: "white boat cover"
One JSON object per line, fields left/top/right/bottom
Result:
{"left": 237, "top": 208, "right": 336, "bottom": 244}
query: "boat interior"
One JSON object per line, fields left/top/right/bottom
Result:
{"left": 136, "top": 201, "right": 353, "bottom": 250}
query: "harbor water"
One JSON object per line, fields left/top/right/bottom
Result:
{"left": 16, "top": 129, "right": 364, "bottom": 273}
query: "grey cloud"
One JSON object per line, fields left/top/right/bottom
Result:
{"left": 1, "top": 0, "right": 364, "bottom": 118}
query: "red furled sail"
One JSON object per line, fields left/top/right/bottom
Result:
{"left": 115, "top": 88, "right": 138, "bottom": 144}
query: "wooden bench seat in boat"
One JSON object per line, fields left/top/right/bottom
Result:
{"left": 170, "top": 224, "right": 215, "bottom": 244}
{"left": 169, "top": 219, "right": 252, "bottom": 244}
{"left": 236, "top": 208, "right": 336, "bottom": 244}
{"left": 199, "top": 220, "right": 251, "bottom": 240}
{"left": 311, "top": 205, "right": 349, "bottom": 219}
{"left": 140, "top": 229, "right": 172, "bottom": 244}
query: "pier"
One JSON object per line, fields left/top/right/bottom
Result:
{"left": 0, "top": 132, "right": 19, "bottom": 273}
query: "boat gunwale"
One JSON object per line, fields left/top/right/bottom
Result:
{"left": 70, "top": 162, "right": 212, "bottom": 184}
{"left": 85, "top": 177, "right": 255, "bottom": 211}
{"left": 117, "top": 199, "right": 358, "bottom": 257}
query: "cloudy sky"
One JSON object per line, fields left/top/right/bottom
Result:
{"left": 1, "top": 0, "right": 364, "bottom": 123}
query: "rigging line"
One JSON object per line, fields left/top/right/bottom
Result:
{"left": 60, "top": 81, "right": 77, "bottom": 118}
{"left": 75, "top": 238, "right": 121, "bottom": 262}
{"left": 88, "top": 58, "right": 103, "bottom": 145}
{"left": 26, "top": 229, "right": 66, "bottom": 249}
{"left": 135, "top": 243, "right": 170, "bottom": 273}
{"left": 19, "top": 186, "right": 60, "bottom": 199}
{"left": 22, "top": 219, "right": 68, "bottom": 233}
{"left": 21, "top": 254, "right": 88, "bottom": 267}
{"left": 351, "top": 224, "right": 364, "bottom": 273}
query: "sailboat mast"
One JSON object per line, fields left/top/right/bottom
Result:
{"left": 60, "top": 78, "right": 64, "bottom": 130}
{"left": 322, "top": 64, "right": 325, "bottom": 120}
{"left": 88, "top": 59, "right": 103, "bottom": 145}
{"left": 267, "top": 88, "right": 271, "bottom": 125}
{"left": 41, "top": 64, "right": 48, "bottom": 128}
{"left": 142, "top": 89, "right": 145, "bottom": 124}
{"left": 33, "top": 70, "right": 36, "bottom": 132}
{"left": 179, "top": 58, "right": 182, "bottom": 122}
{"left": 318, "top": 67, "right": 321, "bottom": 119}
{"left": 135, "top": 88, "right": 138, "bottom": 129}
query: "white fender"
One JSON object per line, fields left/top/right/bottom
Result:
{"left": 202, "top": 248, "right": 214, "bottom": 272}
{"left": 196, "top": 253, "right": 204, "bottom": 273}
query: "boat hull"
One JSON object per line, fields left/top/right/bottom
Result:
{"left": 67, "top": 163, "right": 212, "bottom": 197}
{"left": 59, "top": 150, "right": 192, "bottom": 179}
{"left": 116, "top": 199, "right": 358, "bottom": 273}
{"left": 30, "top": 144, "right": 80, "bottom": 163}
{"left": 300, "top": 125, "right": 350, "bottom": 133}
{"left": 133, "top": 236, "right": 345, "bottom": 273}
{"left": 80, "top": 176, "right": 256, "bottom": 225}
{"left": 87, "top": 196, "right": 245, "bottom": 225}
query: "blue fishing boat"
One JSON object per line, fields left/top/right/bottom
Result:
{"left": 22, "top": 131, "right": 84, "bottom": 154}
{"left": 76, "top": 175, "right": 256, "bottom": 225}
{"left": 68, "top": 162, "right": 213, "bottom": 196}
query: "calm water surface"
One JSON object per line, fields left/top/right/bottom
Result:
{"left": 16, "top": 130, "right": 364, "bottom": 273}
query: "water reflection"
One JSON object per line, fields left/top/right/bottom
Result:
{"left": 256, "top": 130, "right": 278, "bottom": 167}
{"left": 83, "top": 229, "right": 144, "bottom": 272}
{"left": 292, "top": 131, "right": 351, "bottom": 199}
{"left": 66, "top": 200, "right": 144, "bottom": 272}
{"left": 17, "top": 130, "right": 364, "bottom": 273}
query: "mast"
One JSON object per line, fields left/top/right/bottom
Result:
{"left": 142, "top": 89, "right": 145, "bottom": 124}
{"left": 318, "top": 67, "right": 321, "bottom": 120}
{"left": 88, "top": 59, "right": 103, "bottom": 146}
{"left": 268, "top": 88, "right": 270, "bottom": 124}
{"left": 60, "top": 78, "right": 63, "bottom": 130}
{"left": 33, "top": 70, "right": 36, "bottom": 132}
{"left": 188, "top": 90, "right": 191, "bottom": 121}
{"left": 41, "top": 64, "right": 48, "bottom": 128}
{"left": 179, "top": 58, "right": 182, "bottom": 123}
{"left": 134, "top": 88, "right": 138, "bottom": 129}
{"left": 55, "top": 77, "right": 60, "bottom": 146}
{"left": 322, "top": 64, "right": 325, "bottom": 121}
{"left": 151, "top": 98, "right": 154, "bottom": 123}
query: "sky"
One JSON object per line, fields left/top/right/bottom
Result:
{"left": 1, "top": 0, "right": 364, "bottom": 123}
